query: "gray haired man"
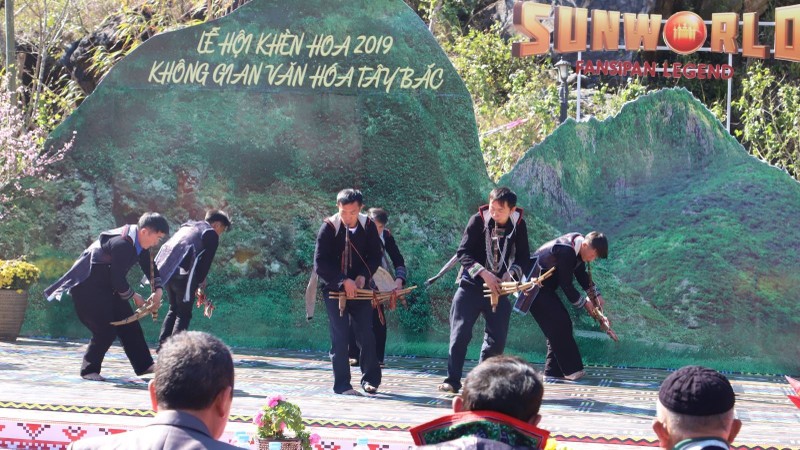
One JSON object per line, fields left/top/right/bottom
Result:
{"left": 653, "top": 365, "right": 742, "bottom": 450}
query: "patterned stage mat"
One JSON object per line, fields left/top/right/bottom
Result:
{"left": 0, "top": 338, "right": 798, "bottom": 450}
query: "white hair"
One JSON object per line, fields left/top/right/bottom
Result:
{"left": 655, "top": 399, "right": 735, "bottom": 437}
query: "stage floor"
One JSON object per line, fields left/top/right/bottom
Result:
{"left": 0, "top": 338, "right": 798, "bottom": 450}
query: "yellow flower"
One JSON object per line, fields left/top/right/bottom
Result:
{"left": 544, "top": 438, "right": 573, "bottom": 450}
{"left": 0, "top": 259, "right": 41, "bottom": 291}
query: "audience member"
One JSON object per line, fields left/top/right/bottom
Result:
{"left": 411, "top": 355, "right": 550, "bottom": 450}
{"left": 69, "top": 331, "right": 239, "bottom": 449}
{"left": 653, "top": 365, "right": 742, "bottom": 450}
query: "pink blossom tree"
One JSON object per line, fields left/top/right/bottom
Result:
{"left": 0, "top": 85, "right": 73, "bottom": 217}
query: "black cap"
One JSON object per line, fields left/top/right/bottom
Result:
{"left": 658, "top": 366, "right": 735, "bottom": 416}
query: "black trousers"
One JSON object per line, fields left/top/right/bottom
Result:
{"left": 348, "top": 304, "right": 387, "bottom": 363}
{"left": 529, "top": 289, "right": 584, "bottom": 377}
{"left": 323, "top": 292, "right": 381, "bottom": 393}
{"left": 157, "top": 277, "right": 195, "bottom": 349}
{"left": 444, "top": 284, "right": 511, "bottom": 391}
{"left": 70, "top": 266, "right": 154, "bottom": 376}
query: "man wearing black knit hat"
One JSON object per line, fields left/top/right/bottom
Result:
{"left": 653, "top": 365, "right": 742, "bottom": 450}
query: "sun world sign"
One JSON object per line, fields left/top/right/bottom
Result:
{"left": 512, "top": 2, "right": 800, "bottom": 79}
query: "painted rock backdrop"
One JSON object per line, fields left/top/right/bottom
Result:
{"left": 4, "top": 0, "right": 799, "bottom": 373}
{"left": 12, "top": 0, "right": 489, "bottom": 352}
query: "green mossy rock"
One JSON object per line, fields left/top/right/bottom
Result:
{"left": 503, "top": 88, "right": 800, "bottom": 371}
{"left": 14, "top": 0, "right": 490, "bottom": 351}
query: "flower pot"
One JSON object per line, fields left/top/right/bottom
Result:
{"left": 256, "top": 438, "right": 303, "bottom": 450}
{"left": 0, "top": 289, "right": 28, "bottom": 342}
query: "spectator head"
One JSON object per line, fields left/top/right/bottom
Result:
{"left": 137, "top": 212, "right": 169, "bottom": 250}
{"left": 149, "top": 331, "right": 235, "bottom": 439}
{"left": 653, "top": 365, "right": 741, "bottom": 449}
{"left": 455, "top": 355, "right": 544, "bottom": 426}
{"left": 580, "top": 231, "right": 608, "bottom": 262}
{"left": 336, "top": 189, "right": 364, "bottom": 228}
{"left": 205, "top": 209, "right": 232, "bottom": 235}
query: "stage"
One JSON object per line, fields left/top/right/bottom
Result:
{"left": 0, "top": 338, "right": 797, "bottom": 450}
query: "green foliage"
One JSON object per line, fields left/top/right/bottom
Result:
{"left": 31, "top": 75, "right": 84, "bottom": 134}
{"left": 254, "top": 395, "right": 317, "bottom": 450}
{"left": 585, "top": 78, "right": 651, "bottom": 121}
{"left": 443, "top": 25, "right": 559, "bottom": 181}
{"left": 733, "top": 61, "right": 800, "bottom": 180}
{"left": 87, "top": 1, "right": 203, "bottom": 80}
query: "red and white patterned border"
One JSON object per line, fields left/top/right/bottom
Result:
{"left": 0, "top": 418, "right": 411, "bottom": 450}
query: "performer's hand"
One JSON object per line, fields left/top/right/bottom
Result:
{"left": 343, "top": 278, "right": 357, "bottom": 298}
{"left": 196, "top": 288, "right": 204, "bottom": 300}
{"left": 132, "top": 293, "right": 145, "bottom": 308}
{"left": 595, "top": 294, "right": 606, "bottom": 308}
{"left": 153, "top": 288, "right": 163, "bottom": 305}
{"left": 394, "top": 278, "right": 404, "bottom": 290}
{"left": 480, "top": 270, "right": 501, "bottom": 294}
{"left": 583, "top": 299, "right": 596, "bottom": 316}
{"left": 355, "top": 275, "right": 365, "bottom": 289}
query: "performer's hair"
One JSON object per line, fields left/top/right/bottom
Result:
{"left": 461, "top": 355, "right": 544, "bottom": 422}
{"left": 205, "top": 209, "right": 232, "bottom": 231}
{"left": 138, "top": 212, "right": 169, "bottom": 234}
{"left": 585, "top": 231, "right": 608, "bottom": 259}
{"left": 153, "top": 331, "right": 234, "bottom": 410}
{"left": 336, "top": 188, "right": 363, "bottom": 206}
{"left": 489, "top": 187, "right": 517, "bottom": 208}
{"left": 368, "top": 207, "right": 389, "bottom": 225}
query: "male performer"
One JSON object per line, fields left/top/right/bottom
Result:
{"left": 348, "top": 207, "right": 407, "bottom": 368}
{"left": 154, "top": 210, "right": 231, "bottom": 350}
{"left": 526, "top": 231, "right": 608, "bottom": 381}
{"left": 438, "top": 187, "right": 531, "bottom": 394}
{"left": 44, "top": 212, "right": 170, "bottom": 381}
{"left": 313, "top": 189, "right": 383, "bottom": 395}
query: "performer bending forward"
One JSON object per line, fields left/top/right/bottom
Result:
{"left": 439, "top": 187, "right": 531, "bottom": 394}
{"left": 313, "top": 189, "right": 383, "bottom": 396}
{"left": 527, "top": 232, "right": 608, "bottom": 381}
{"left": 154, "top": 209, "right": 231, "bottom": 350}
{"left": 44, "top": 213, "right": 169, "bottom": 381}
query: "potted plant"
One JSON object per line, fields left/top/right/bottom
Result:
{"left": 253, "top": 395, "right": 321, "bottom": 450}
{"left": 0, "top": 259, "right": 40, "bottom": 342}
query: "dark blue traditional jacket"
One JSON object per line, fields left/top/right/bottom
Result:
{"left": 44, "top": 225, "right": 163, "bottom": 301}
{"left": 457, "top": 205, "right": 531, "bottom": 288}
{"left": 144, "top": 221, "right": 217, "bottom": 302}
{"left": 531, "top": 232, "right": 591, "bottom": 308}
{"left": 379, "top": 228, "right": 407, "bottom": 282}
{"left": 313, "top": 212, "right": 383, "bottom": 291}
